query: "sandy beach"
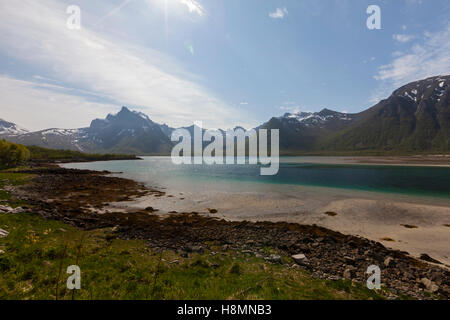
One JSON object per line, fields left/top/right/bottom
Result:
{"left": 111, "top": 183, "right": 450, "bottom": 266}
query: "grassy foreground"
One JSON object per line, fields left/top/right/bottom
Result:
{"left": 0, "top": 172, "right": 385, "bottom": 300}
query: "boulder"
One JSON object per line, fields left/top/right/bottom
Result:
{"left": 12, "top": 207, "right": 27, "bottom": 214}
{"left": 0, "top": 205, "right": 27, "bottom": 214}
{"left": 187, "top": 245, "right": 204, "bottom": 253}
{"left": 0, "top": 229, "right": 9, "bottom": 238}
{"left": 267, "top": 254, "right": 282, "bottom": 264}
{"left": 0, "top": 205, "right": 13, "bottom": 213}
{"left": 343, "top": 268, "right": 354, "bottom": 279}
{"left": 420, "top": 278, "right": 439, "bottom": 293}
{"left": 384, "top": 256, "right": 395, "bottom": 267}
{"left": 292, "top": 253, "right": 308, "bottom": 265}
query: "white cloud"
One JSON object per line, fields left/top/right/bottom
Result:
{"left": 371, "top": 23, "right": 450, "bottom": 103}
{"left": 269, "top": 7, "right": 288, "bottom": 19}
{"left": 179, "top": 0, "right": 205, "bottom": 16}
{"left": 392, "top": 34, "right": 415, "bottom": 43}
{"left": 279, "top": 105, "right": 301, "bottom": 113}
{"left": 363, "top": 57, "right": 376, "bottom": 64}
{"left": 392, "top": 51, "right": 404, "bottom": 57}
{"left": 0, "top": 76, "right": 115, "bottom": 131}
{"left": 0, "top": 0, "right": 252, "bottom": 130}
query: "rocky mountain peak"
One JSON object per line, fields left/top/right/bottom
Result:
{"left": 90, "top": 106, "right": 155, "bottom": 132}
{"left": 392, "top": 75, "right": 449, "bottom": 105}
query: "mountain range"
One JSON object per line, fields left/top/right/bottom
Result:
{"left": 1, "top": 75, "right": 449, "bottom": 155}
{"left": 0, "top": 119, "right": 29, "bottom": 136}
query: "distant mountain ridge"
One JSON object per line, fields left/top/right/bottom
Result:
{"left": 260, "top": 109, "right": 359, "bottom": 151}
{"left": 320, "top": 75, "right": 450, "bottom": 152}
{"left": 1, "top": 107, "right": 173, "bottom": 155}
{"left": 1, "top": 75, "right": 449, "bottom": 155}
{"left": 0, "top": 119, "right": 29, "bottom": 135}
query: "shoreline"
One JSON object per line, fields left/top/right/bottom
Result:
{"left": 112, "top": 183, "right": 450, "bottom": 266}
{"left": 60, "top": 158, "right": 450, "bottom": 266}
{"left": 4, "top": 164, "right": 449, "bottom": 299}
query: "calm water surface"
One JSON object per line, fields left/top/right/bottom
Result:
{"left": 62, "top": 157, "right": 450, "bottom": 199}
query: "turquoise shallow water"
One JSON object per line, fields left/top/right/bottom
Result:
{"left": 62, "top": 157, "right": 450, "bottom": 199}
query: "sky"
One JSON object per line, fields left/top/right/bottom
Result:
{"left": 0, "top": 0, "right": 450, "bottom": 131}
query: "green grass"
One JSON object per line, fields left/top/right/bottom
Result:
{"left": 0, "top": 171, "right": 388, "bottom": 300}
{"left": 0, "top": 211, "right": 387, "bottom": 300}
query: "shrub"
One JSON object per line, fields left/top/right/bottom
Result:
{"left": 0, "top": 140, "right": 30, "bottom": 169}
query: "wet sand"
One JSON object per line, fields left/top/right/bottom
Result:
{"left": 112, "top": 184, "right": 450, "bottom": 266}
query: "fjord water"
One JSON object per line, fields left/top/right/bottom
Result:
{"left": 63, "top": 157, "right": 450, "bottom": 199}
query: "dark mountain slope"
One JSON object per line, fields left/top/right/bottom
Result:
{"left": 261, "top": 109, "right": 358, "bottom": 152}
{"left": 321, "top": 75, "right": 450, "bottom": 152}
{"left": 84, "top": 107, "right": 172, "bottom": 154}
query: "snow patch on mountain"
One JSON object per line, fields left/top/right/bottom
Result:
{"left": 279, "top": 109, "right": 355, "bottom": 125}
{"left": 0, "top": 119, "right": 29, "bottom": 136}
{"left": 40, "top": 128, "right": 81, "bottom": 136}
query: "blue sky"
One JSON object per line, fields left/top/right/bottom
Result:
{"left": 0, "top": 0, "right": 449, "bottom": 130}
